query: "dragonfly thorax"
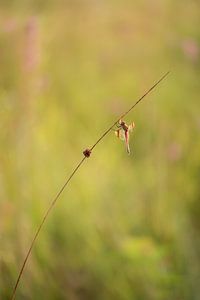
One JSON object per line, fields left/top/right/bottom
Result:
{"left": 120, "top": 121, "right": 128, "bottom": 131}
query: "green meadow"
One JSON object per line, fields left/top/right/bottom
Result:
{"left": 0, "top": 1, "right": 200, "bottom": 299}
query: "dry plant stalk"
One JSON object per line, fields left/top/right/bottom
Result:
{"left": 10, "top": 71, "right": 170, "bottom": 300}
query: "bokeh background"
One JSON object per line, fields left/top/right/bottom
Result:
{"left": 0, "top": 1, "right": 200, "bottom": 299}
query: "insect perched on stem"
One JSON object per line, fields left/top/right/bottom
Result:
{"left": 115, "top": 119, "right": 135, "bottom": 154}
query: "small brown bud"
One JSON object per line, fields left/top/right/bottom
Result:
{"left": 83, "top": 148, "right": 92, "bottom": 158}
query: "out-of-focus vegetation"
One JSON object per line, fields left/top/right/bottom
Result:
{"left": 0, "top": 1, "right": 200, "bottom": 299}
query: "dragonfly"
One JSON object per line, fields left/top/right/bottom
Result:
{"left": 114, "top": 119, "right": 135, "bottom": 154}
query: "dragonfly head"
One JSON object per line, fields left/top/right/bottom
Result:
{"left": 119, "top": 120, "right": 125, "bottom": 126}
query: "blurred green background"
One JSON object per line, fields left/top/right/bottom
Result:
{"left": 0, "top": 1, "right": 200, "bottom": 299}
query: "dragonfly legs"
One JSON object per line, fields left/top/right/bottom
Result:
{"left": 112, "top": 123, "right": 122, "bottom": 131}
{"left": 116, "top": 122, "right": 122, "bottom": 128}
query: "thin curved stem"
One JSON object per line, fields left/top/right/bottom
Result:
{"left": 10, "top": 71, "right": 170, "bottom": 300}
{"left": 10, "top": 157, "right": 86, "bottom": 300}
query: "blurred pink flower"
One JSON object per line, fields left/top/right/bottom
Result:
{"left": 2, "top": 18, "right": 17, "bottom": 33}
{"left": 167, "top": 142, "right": 182, "bottom": 162}
{"left": 24, "top": 16, "right": 40, "bottom": 72}
{"left": 181, "top": 38, "right": 199, "bottom": 62}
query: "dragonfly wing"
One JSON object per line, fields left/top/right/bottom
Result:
{"left": 128, "top": 122, "right": 135, "bottom": 132}
{"left": 115, "top": 129, "right": 125, "bottom": 140}
{"left": 115, "top": 129, "right": 120, "bottom": 138}
{"left": 119, "top": 130, "right": 126, "bottom": 141}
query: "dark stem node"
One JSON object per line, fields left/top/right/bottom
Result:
{"left": 83, "top": 148, "right": 92, "bottom": 158}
